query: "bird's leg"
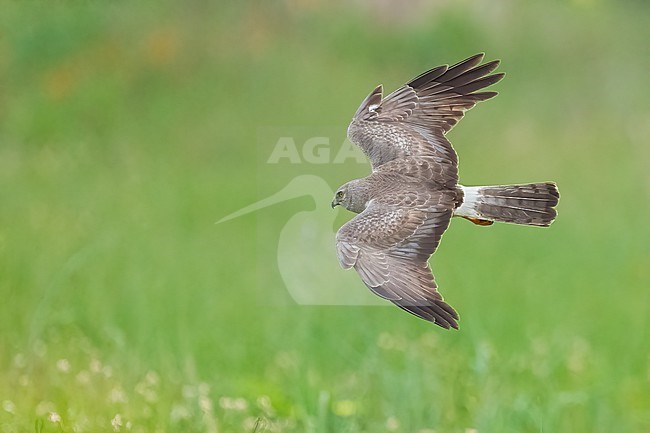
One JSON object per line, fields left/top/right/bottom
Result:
{"left": 462, "top": 216, "right": 494, "bottom": 226}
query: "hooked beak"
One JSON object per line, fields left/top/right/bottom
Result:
{"left": 331, "top": 199, "right": 339, "bottom": 209}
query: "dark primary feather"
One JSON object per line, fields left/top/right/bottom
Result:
{"left": 347, "top": 53, "right": 504, "bottom": 173}
{"left": 335, "top": 191, "right": 459, "bottom": 329}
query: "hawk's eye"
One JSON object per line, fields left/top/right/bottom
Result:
{"left": 336, "top": 191, "right": 344, "bottom": 199}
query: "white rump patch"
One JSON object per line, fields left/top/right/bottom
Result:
{"left": 368, "top": 104, "right": 379, "bottom": 112}
{"left": 454, "top": 185, "right": 481, "bottom": 218}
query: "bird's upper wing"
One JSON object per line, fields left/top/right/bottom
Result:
{"left": 347, "top": 53, "right": 504, "bottom": 175}
{"left": 335, "top": 193, "right": 458, "bottom": 329}
{"left": 374, "top": 156, "right": 459, "bottom": 190}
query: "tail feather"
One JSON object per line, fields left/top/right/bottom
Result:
{"left": 455, "top": 183, "right": 559, "bottom": 227}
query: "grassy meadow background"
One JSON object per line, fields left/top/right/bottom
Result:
{"left": 1, "top": 1, "right": 649, "bottom": 432}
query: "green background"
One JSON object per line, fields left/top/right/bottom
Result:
{"left": 1, "top": 1, "right": 649, "bottom": 432}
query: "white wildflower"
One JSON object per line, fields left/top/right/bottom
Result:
{"left": 2, "top": 400, "right": 15, "bottom": 414}
{"left": 182, "top": 384, "right": 197, "bottom": 399}
{"left": 386, "top": 416, "right": 399, "bottom": 431}
{"left": 13, "top": 353, "right": 26, "bottom": 368}
{"left": 76, "top": 370, "right": 91, "bottom": 385}
{"left": 170, "top": 404, "right": 191, "bottom": 422}
{"left": 35, "top": 401, "right": 55, "bottom": 417}
{"left": 218, "top": 396, "right": 248, "bottom": 411}
{"left": 56, "top": 359, "right": 71, "bottom": 373}
{"left": 48, "top": 412, "right": 62, "bottom": 423}
{"left": 233, "top": 397, "right": 247, "bottom": 411}
{"left": 198, "top": 382, "right": 210, "bottom": 396}
{"left": 257, "top": 395, "right": 274, "bottom": 415}
{"left": 19, "top": 375, "right": 30, "bottom": 386}
{"left": 109, "top": 386, "right": 128, "bottom": 403}
{"left": 90, "top": 359, "right": 102, "bottom": 373}
{"left": 145, "top": 371, "right": 159, "bottom": 386}
{"left": 111, "top": 414, "right": 123, "bottom": 431}
{"left": 199, "top": 395, "right": 213, "bottom": 413}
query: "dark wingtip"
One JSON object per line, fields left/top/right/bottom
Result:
{"left": 437, "top": 300, "right": 460, "bottom": 330}
{"left": 394, "top": 301, "right": 460, "bottom": 330}
{"left": 434, "top": 315, "right": 459, "bottom": 330}
{"left": 472, "top": 91, "right": 499, "bottom": 102}
{"left": 408, "top": 64, "right": 450, "bottom": 88}
{"left": 488, "top": 72, "right": 506, "bottom": 84}
{"left": 458, "top": 53, "right": 486, "bottom": 66}
{"left": 435, "top": 319, "right": 452, "bottom": 330}
{"left": 438, "top": 299, "right": 459, "bottom": 319}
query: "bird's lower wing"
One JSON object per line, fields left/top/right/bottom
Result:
{"left": 335, "top": 203, "right": 458, "bottom": 328}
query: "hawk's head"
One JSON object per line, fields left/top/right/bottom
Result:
{"left": 331, "top": 180, "right": 370, "bottom": 214}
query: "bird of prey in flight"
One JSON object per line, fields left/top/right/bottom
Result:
{"left": 332, "top": 53, "right": 559, "bottom": 329}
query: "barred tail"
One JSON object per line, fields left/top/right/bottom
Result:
{"left": 454, "top": 182, "right": 560, "bottom": 227}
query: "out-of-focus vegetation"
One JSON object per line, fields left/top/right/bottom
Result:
{"left": 0, "top": 1, "right": 649, "bottom": 432}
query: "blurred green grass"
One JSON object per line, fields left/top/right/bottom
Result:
{"left": 1, "top": 1, "right": 649, "bottom": 432}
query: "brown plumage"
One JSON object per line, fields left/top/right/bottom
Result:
{"left": 332, "top": 54, "right": 560, "bottom": 329}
